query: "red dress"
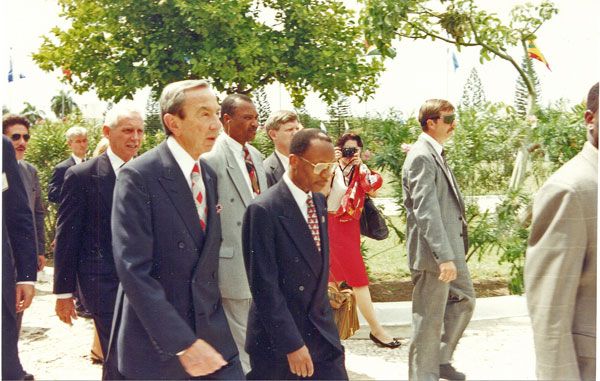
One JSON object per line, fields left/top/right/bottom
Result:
{"left": 328, "top": 165, "right": 383, "bottom": 287}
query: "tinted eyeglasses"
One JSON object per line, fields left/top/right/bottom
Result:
{"left": 297, "top": 156, "right": 337, "bottom": 174}
{"left": 433, "top": 114, "right": 456, "bottom": 125}
{"left": 10, "top": 133, "right": 30, "bottom": 142}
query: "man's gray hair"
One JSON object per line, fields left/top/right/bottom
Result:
{"left": 65, "top": 126, "right": 88, "bottom": 140}
{"left": 104, "top": 102, "right": 144, "bottom": 129}
{"left": 264, "top": 110, "right": 299, "bottom": 134}
{"left": 159, "top": 79, "right": 211, "bottom": 135}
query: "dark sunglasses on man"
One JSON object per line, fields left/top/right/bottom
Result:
{"left": 10, "top": 133, "right": 30, "bottom": 142}
{"left": 435, "top": 114, "right": 456, "bottom": 124}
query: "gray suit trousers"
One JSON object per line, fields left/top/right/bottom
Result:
{"left": 409, "top": 267, "right": 475, "bottom": 381}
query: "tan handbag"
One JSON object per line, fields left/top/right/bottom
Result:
{"left": 327, "top": 283, "right": 360, "bottom": 340}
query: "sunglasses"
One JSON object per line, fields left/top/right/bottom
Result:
{"left": 10, "top": 133, "right": 30, "bottom": 142}
{"left": 433, "top": 114, "right": 456, "bottom": 124}
{"left": 297, "top": 156, "right": 337, "bottom": 174}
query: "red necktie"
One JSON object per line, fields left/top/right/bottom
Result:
{"left": 306, "top": 194, "right": 321, "bottom": 253}
{"left": 191, "top": 163, "right": 207, "bottom": 231}
{"left": 243, "top": 146, "right": 261, "bottom": 195}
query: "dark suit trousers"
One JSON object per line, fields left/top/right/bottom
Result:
{"left": 247, "top": 352, "right": 348, "bottom": 380}
{"left": 2, "top": 298, "right": 25, "bottom": 379}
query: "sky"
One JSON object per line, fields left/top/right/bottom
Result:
{"left": 1, "top": 0, "right": 598, "bottom": 121}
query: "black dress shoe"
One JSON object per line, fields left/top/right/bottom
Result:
{"left": 22, "top": 372, "right": 34, "bottom": 380}
{"left": 439, "top": 363, "right": 466, "bottom": 380}
{"left": 368, "top": 332, "right": 401, "bottom": 348}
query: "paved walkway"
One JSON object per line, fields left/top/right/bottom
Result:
{"left": 18, "top": 268, "right": 535, "bottom": 380}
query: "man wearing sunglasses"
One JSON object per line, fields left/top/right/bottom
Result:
{"left": 242, "top": 128, "right": 347, "bottom": 380}
{"left": 2, "top": 115, "right": 46, "bottom": 290}
{"left": 402, "top": 99, "right": 474, "bottom": 381}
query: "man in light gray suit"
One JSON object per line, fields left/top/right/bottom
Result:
{"left": 263, "top": 110, "right": 301, "bottom": 187}
{"left": 402, "top": 99, "right": 475, "bottom": 381}
{"left": 525, "top": 82, "right": 598, "bottom": 381}
{"left": 203, "top": 93, "right": 268, "bottom": 373}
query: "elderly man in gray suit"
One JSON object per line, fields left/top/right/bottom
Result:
{"left": 402, "top": 99, "right": 475, "bottom": 381}
{"left": 203, "top": 93, "right": 268, "bottom": 373}
{"left": 525, "top": 82, "right": 598, "bottom": 381}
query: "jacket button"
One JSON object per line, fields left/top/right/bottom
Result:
{"left": 178, "top": 241, "right": 185, "bottom": 249}
{"left": 213, "top": 304, "right": 218, "bottom": 311}
{"left": 212, "top": 271, "right": 216, "bottom": 279}
{"left": 298, "top": 286, "right": 305, "bottom": 291}
{"left": 293, "top": 256, "right": 300, "bottom": 262}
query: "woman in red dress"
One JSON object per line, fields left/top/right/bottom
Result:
{"left": 327, "top": 133, "right": 400, "bottom": 348}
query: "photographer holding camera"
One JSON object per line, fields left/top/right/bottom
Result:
{"left": 326, "top": 132, "right": 400, "bottom": 348}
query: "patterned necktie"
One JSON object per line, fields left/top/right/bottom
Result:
{"left": 306, "top": 194, "right": 321, "bottom": 253}
{"left": 243, "top": 146, "right": 261, "bottom": 195}
{"left": 191, "top": 163, "right": 207, "bottom": 231}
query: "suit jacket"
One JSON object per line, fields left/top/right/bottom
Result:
{"left": 48, "top": 156, "right": 76, "bottom": 204}
{"left": 19, "top": 161, "right": 45, "bottom": 255}
{"left": 2, "top": 136, "right": 38, "bottom": 297}
{"left": 53, "top": 153, "right": 118, "bottom": 314}
{"left": 264, "top": 151, "right": 285, "bottom": 188}
{"left": 202, "top": 134, "right": 268, "bottom": 299}
{"left": 525, "top": 141, "right": 597, "bottom": 380}
{"left": 242, "top": 181, "right": 344, "bottom": 361}
{"left": 111, "top": 141, "right": 238, "bottom": 379}
{"left": 401, "top": 135, "right": 468, "bottom": 272}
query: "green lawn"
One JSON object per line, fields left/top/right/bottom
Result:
{"left": 362, "top": 216, "right": 511, "bottom": 282}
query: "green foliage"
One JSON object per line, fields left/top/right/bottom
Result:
{"left": 514, "top": 56, "right": 541, "bottom": 117}
{"left": 144, "top": 89, "right": 163, "bottom": 134}
{"left": 34, "top": 0, "right": 384, "bottom": 106}
{"left": 460, "top": 67, "right": 487, "bottom": 108}
{"left": 251, "top": 128, "right": 274, "bottom": 158}
{"left": 20, "top": 102, "right": 46, "bottom": 125}
{"left": 253, "top": 87, "right": 271, "bottom": 127}
{"left": 50, "top": 90, "right": 80, "bottom": 119}
{"left": 327, "top": 94, "right": 352, "bottom": 141}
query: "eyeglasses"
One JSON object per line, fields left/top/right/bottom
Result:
{"left": 297, "top": 156, "right": 337, "bottom": 174}
{"left": 433, "top": 114, "right": 456, "bottom": 125}
{"left": 10, "top": 133, "right": 30, "bottom": 142}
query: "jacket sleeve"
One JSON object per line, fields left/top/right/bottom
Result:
{"left": 525, "top": 181, "right": 586, "bottom": 380}
{"left": 53, "top": 168, "right": 85, "bottom": 293}
{"left": 32, "top": 166, "right": 46, "bottom": 255}
{"left": 47, "top": 165, "right": 66, "bottom": 204}
{"left": 405, "top": 154, "right": 455, "bottom": 263}
{"left": 242, "top": 203, "right": 305, "bottom": 354}
{"left": 111, "top": 166, "right": 196, "bottom": 356}
{"left": 3, "top": 138, "right": 37, "bottom": 282}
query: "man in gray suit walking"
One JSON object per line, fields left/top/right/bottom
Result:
{"left": 203, "top": 93, "right": 268, "bottom": 374}
{"left": 402, "top": 99, "right": 475, "bottom": 381}
{"left": 525, "top": 82, "right": 598, "bottom": 381}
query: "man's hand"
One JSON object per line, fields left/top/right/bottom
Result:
{"left": 179, "top": 339, "right": 227, "bottom": 377}
{"left": 287, "top": 345, "right": 314, "bottom": 378}
{"left": 15, "top": 284, "right": 35, "bottom": 313}
{"left": 37, "top": 255, "right": 46, "bottom": 271}
{"left": 438, "top": 261, "right": 457, "bottom": 283}
{"left": 55, "top": 297, "right": 77, "bottom": 325}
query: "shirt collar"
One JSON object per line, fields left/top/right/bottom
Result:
{"left": 223, "top": 132, "right": 245, "bottom": 155}
{"left": 420, "top": 132, "right": 444, "bottom": 156}
{"left": 106, "top": 147, "right": 125, "bottom": 174}
{"left": 71, "top": 154, "right": 84, "bottom": 165}
{"left": 274, "top": 149, "right": 289, "bottom": 170}
{"left": 166, "top": 136, "right": 198, "bottom": 179}
{"left": 282, "top": 170, "right": 312, "bottom": 207}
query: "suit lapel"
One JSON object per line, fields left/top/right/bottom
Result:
{"left": 199, "top": 160, "right": 217, "bottom": 250}
{"left": 276, "top": 182, "right": 322, "bottom": 277}
{"left": 94, "top": 153, "right": 116, "bottom": 212}
{"left": 223, "top": 139, "right": 253, "bottom": 207}
{"left": 156, "top": 142, "right": 204, "bottom": 249}
{"left": 421, "top": 139, "right": 465, "bottom": 214}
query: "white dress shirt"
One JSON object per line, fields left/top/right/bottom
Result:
{"left": 222, "top": 133, "right": 255, "bottom": 198}
{"left": 106, "top": 147, "right": 125, "bottom": 177}
{"left": 166, "top": 136, "right": 201, "bottom": 190}
{"left": 282, "top": 171, "right": 311, "bottom": 223}
{"left": 71, "top": 154, "right": 84, "bottom": 165}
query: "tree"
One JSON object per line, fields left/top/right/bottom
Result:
{"left": 33, "top": 0, "right": 384, "bottom": 107}
{"left": 514, "top": 55, "right": 541, "bottom": 117}
{"left": 253, "top": 87, "right": 271, "bottom": 126}
{"left": 327, "top": 94, "right": 352, "bottom": 139}
{"left": 359, "top": 0, "right": 558, "bottom": 189}
{"left": 20, "top": 102, "right": 46, "bottom": 125}
{"left": 50, "top": 90, "right": 79, "bottom": 119}
{"left": 144, "top": 89, "right": 162, "bottom": 133}
{"left": 461, "top": 67, "right": 487, "bottom": 108}
{"left": 2, "top": 105, "right": 10, "bottom": 115}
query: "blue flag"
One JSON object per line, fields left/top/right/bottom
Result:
{"left": 452, "top": 52, "right": 460, "bottom": 72}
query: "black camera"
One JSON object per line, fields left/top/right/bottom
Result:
{"left": 341, "top": 147, "right": 358, "bottom": 158}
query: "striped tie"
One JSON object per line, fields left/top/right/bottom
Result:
{"left": 306, "top": 194, "right": 321, "bottom": 253}
{"left": 191, "top": 163, "right": 207, "bottom": 231}
{"left": 243, "top": 146, "right": 261, "bottom": 195}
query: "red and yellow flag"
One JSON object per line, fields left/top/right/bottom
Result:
{"left": 527, "top": 40, "right": 551, "bottom": 71}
